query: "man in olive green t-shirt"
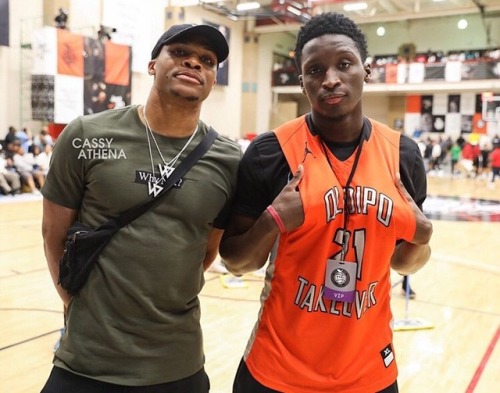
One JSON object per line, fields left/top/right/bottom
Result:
{"left": 40, "top": 23, "right": 241, "bottom": 393}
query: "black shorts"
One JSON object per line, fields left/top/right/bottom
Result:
{"left": 40, "top": 366, "right": 210, "bottom": 393}
{"left": 233, "top": 358, "right": 398, "bottom": 393}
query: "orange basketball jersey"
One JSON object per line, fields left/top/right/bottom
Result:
{"left": 244, "top": 116, "right": 416, "bottom": 393}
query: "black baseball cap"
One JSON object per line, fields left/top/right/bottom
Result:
{"left": 151, "top": 24, "right": 229, "bottom": 63}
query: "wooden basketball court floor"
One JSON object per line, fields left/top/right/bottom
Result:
{"left": 1, "top": 176, "right": 499, "bottom": 393}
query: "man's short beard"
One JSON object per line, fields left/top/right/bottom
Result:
{"left": 170, "top": 89, "right": 200, "bottom": 102}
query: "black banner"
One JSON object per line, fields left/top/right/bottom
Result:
{"left": 0, "top": 0, "right": 9, "bottom": 47}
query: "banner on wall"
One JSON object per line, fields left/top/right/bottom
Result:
{"left": 0, "top": 0, "right": 9, "bottom": 47}
{"left": 31, "top": 27, "right": 131, "bottom": 124}
{"left": 404, "top": 93, "right": 500, "bottom": 137}
{"left": 481, "top": 92, "right": 500, "bottom": 123}
{"left": 369, "top": 57, "right": 499, "bottom": 84}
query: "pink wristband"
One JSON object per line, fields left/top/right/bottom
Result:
{"left": 267, "top": 205, "right": 286, "bottom": 234}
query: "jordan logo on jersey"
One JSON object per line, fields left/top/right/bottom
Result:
{"left": 301, "top": 141, "right": 316, "bottom": 163}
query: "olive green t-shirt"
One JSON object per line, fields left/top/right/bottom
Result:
{"left": 42, "top": 105, "right": 241, "bottom": 385}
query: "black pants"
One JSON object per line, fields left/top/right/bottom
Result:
{"left": 233, "top": 359, "right": 399, "bottom": 393}
{"left": 41, "top": 366, "right": 210, "bottom": 393}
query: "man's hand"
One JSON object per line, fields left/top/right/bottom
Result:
{"left": 268, "top": 165, "right": 305, "bottom": 232}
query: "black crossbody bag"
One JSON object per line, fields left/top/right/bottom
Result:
{"left": 58, "top": 128, "right": 218, "bottom": 295}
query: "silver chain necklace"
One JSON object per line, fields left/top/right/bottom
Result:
{"left": 143, "top": 105, "right": 199, "bottom": 196}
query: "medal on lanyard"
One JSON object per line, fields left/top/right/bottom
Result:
{"left": 321, "top": 130, "right": 365, "bottom": 304}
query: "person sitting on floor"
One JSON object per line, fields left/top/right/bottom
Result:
{"left": 0, "top": 144, "right": 21, "bottom": 196}
{"left": 11, "top": 143, "right": 44, "bottom": 194}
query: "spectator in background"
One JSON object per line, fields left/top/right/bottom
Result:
{"left": 4, "top": 126, "right": 18, "bottom": 146}
{"left": 34, "top": 126, "right": 54, "bottom": 149}
{"left": 460, "top": 140, "right": 480, "bottom": 178}
{"left": 440, "top": 136, "right": 453, "bottom": 165}
{"left": 450, "top": 139, "right": 462, "bottom": 176}
{"left": 423, "top": 136, "right": 433, "bottom": 162}
{"left": 427, "top": 138, "right": 442, "bottom": 174}
{"left": 416, "top": 138, "right": 426, "bottom": 158}
{"left": 401, "top": 275, "right": 417, "bottom": 298}
{"left": 420, "top": 113, "right": 432, "bottom": 133}
{"left": 16, "top": 127, "right": 33, "bottom": 154}
{"left": 11, "top": 143, "right": 44, "bottom": 194}
{"left": 489, "top": 142, "right": 500, "bottom": 189}
{"left": 478, "top": 134, "right": 493, "bottom": 179}
{"left": 34, "top": 144, "right": 53, "bottom": 176}
{"left": 456, "top": 134, "right": 466, "bottom": 148}
{"left": 0, "top": 144, "right": 21, "bottom": 196}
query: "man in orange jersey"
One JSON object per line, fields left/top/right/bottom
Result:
{"left": 220, "top": 12, "right": 433, "bottom": 393}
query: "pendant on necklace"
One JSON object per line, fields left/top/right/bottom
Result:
{"left": 159, "top": 163, "right": 174, "bottom": 178}
{"left": 148, "top": 181, "right": 163, "bottom": 197}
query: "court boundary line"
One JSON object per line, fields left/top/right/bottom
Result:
{"left": 465, "top": 326, "right": 500, "bottom": 393}
{"left": 0, "top": 328, "right": 62, "bottom": 352}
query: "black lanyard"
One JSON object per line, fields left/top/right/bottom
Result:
{"left": 320, "top": 128, "right": 366, "bottom": 259}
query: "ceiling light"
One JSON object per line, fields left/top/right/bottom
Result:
{"left": 376, "top": 26, "right": 385, "bottom": 36}
{"left": 457, "top": 18, "right": 468, "bottom": 29}
{"left": 236, "top": 2, "right": 261, "bottom": 11}
{"left": 343, "top": 2, "right": 368, "bottom": 12}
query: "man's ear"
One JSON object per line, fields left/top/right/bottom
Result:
{"left": 299, "top": 75, "right": 306, "bottom": 94}
{"left": 364, "top": 64, "right": 371, "bottom": 83}
{"left": 148, "top": 60, "right": 156, "bottom": 75}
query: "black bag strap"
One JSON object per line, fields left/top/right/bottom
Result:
{"left": 108, "top": 127, "right": 218, "bottom": 229}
